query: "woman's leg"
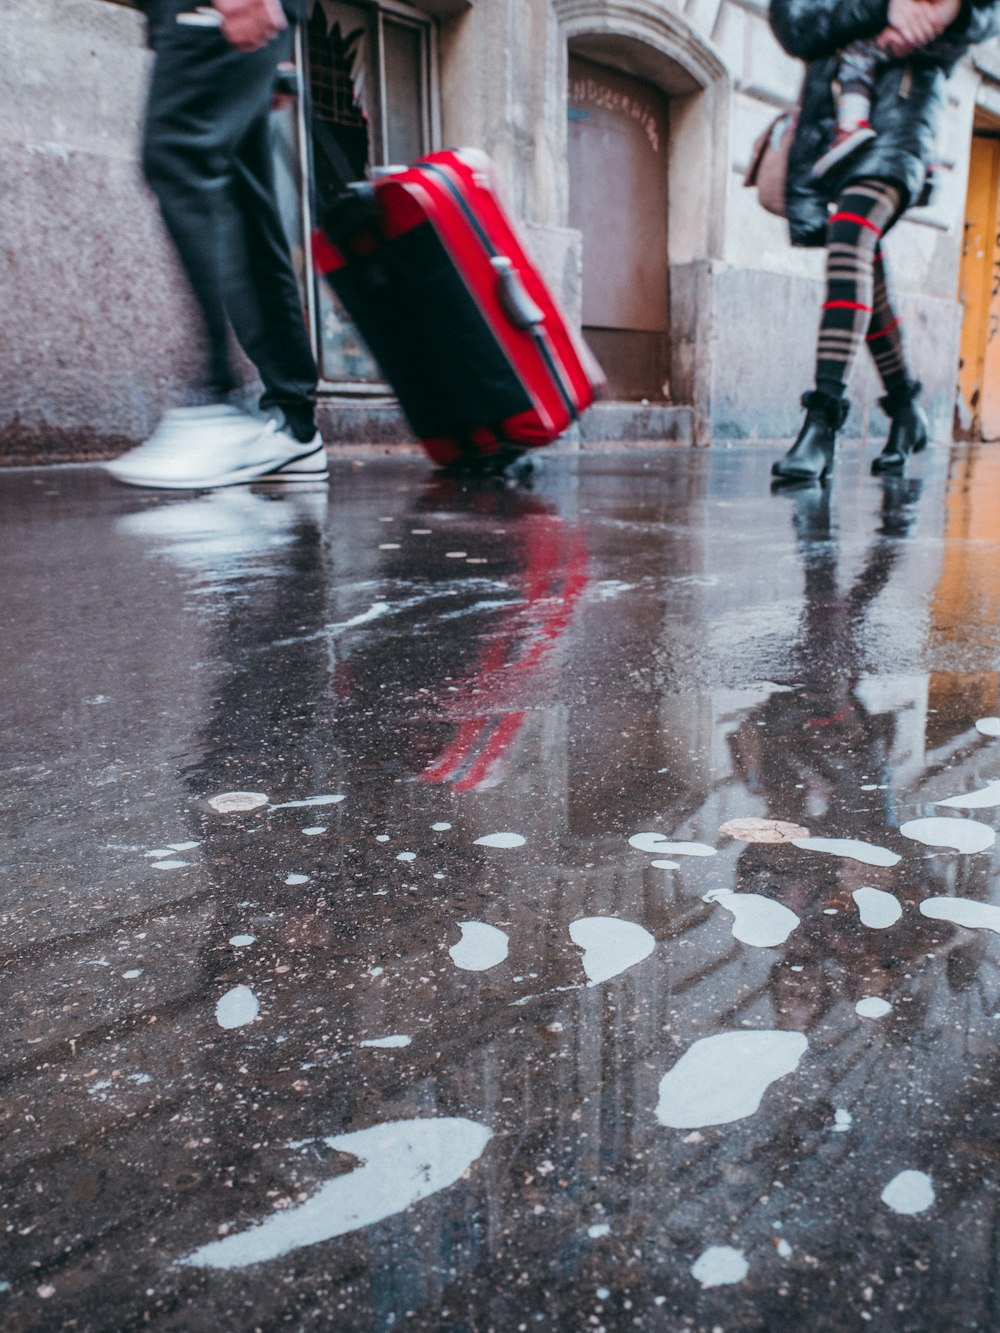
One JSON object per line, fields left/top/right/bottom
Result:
{"left": 773, "top": 179, "right": 901, "bottom": 484}
{"left": 866, "top": 249, "right": 909, "bottom": 394}
{"left": 867, "top": 248, "right": 929, "bottom": 473}
{"left": 815, "top": 180, "right": 901, "bottom": 399}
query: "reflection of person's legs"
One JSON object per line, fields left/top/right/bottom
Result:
{"left": 773, "top": 180, "right": 900, "bottom": 484}
{"left": 867, "top": 249, "right": 929, "bottom": 473}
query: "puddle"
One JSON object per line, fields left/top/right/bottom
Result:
{"left": 881, "top": 1170, "right": 935, "bottom": 1216}
{"left": 975, "top": 718, "right": 1000, "bottom": 737}
{"left": 900, "top": 817, "right": 995, "bottom": 854}
{"left": 856, "top": 997, "right": 892, "bottom": 1019}
{"left": 177, "top": 1117, "right": 492, "bottom": 1269}
{"left": 449, "top": 921, "right": 510, "bottom": 972}
{"left": 650, "top": 859, "right": 680, "bottom": 870}
{"left": 229, "top": 935, "right": 256, "bottom": 948}
{"left": 569, "top": 917, "right": 655, "bottom": 985}
{"left": 704, "top": 890, "right": 800, "bottom": 948}
{"left": 655, "top": 1030, "right": 808, "bottom": 1128}
{"left": 791, "top": 837, "right": 900, "bottom": 868}
{"left": 691, "top": 1246, "right": 749, "bottom": 1288}
{"left": 216, "top": 986, "right": 259, "bottom": 1030}
{"left": 920, "top": 897, "right": 1000, "bottom": 935}
{"left": 852, "top": 887, "right": 902, "bottom": 929}
{"left": 284, "top": 873, "right": 309, "bottom": 885}
{"left": 474, "top": 832, "right": 526, "bottom": 848}
{"left": 359, "top": 1035, "right": 411, "bottom": 1049}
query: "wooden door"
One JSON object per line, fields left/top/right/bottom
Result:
{"left": 567, "top": 56, "right": 670, "bottom": 401}
{"left": 958, "top": 135, "right": 1000, "bottom": 439}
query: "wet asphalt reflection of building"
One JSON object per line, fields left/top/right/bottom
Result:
{"left": 5, "top": 446, "right": 1000, "bottom": 1329}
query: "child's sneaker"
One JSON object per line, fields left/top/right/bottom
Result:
{"left": 811, "top": 124, "right": 877, "bottom": 180}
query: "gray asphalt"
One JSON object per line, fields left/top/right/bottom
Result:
{"left": 4, "top": 442, "right": 1000, "bottom": 1331}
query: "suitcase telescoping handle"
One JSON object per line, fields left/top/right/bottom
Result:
{"left": 491, "top": 256, "right": 544, "bottom": 330}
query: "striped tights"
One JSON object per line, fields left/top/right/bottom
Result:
{"left": 816, "top": 180, "right": 910, "bottom": 399}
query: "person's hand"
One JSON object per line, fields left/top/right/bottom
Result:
{"left": 213, "top": 0, "right": 286, "bottom": 52}
{"left": 883, "top": 0, "right": 961, "bottom": 53}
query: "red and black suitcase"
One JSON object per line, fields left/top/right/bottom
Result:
{"left": 311, "top": 147, "right": 604, "bottom": 468}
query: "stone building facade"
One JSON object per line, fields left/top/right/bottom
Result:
{"left": 2, "top": 0, "right": 1000, "bottom": 460}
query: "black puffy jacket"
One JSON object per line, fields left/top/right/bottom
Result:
{"left": 769, "top": 0, "right": 1000, "bottom": 245}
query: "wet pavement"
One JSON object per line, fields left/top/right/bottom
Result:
{"left": 4, "top": 441, "right": 1000, "bottom": 1331}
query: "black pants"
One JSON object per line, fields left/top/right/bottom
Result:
{"left": 142, "top": 5, "right": 317, "bottom": 438}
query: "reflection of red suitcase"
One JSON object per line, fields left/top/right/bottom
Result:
{"left": 311, "top": 148, "right": 604, "bottom": 468}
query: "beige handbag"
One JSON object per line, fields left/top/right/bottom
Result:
{"left": 744, "top": 106, "right": 798, "bottom": 217}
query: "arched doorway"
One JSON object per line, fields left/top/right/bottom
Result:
{"left": 567, "top": 55, "right": 670, "bottom": 401}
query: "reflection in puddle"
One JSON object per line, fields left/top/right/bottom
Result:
{"left": 655, "top": 1031, "right": 809, "bottom": 1128}
{"left": 178, "top": 1118, "right": 492, "bottom": 1269}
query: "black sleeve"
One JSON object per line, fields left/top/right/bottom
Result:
{"left": 769, "top": 0, "right": 890, "bottom": 62}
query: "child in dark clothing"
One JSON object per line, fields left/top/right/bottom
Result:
{"left": 812, "top": 0, "right": 952, "bottom": 179}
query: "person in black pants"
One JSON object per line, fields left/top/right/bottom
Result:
{"left": 107, "top": 0, "right": 326, "bottom": 490}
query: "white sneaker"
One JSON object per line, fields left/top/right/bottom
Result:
{"left": 257, "top": 424, "right": 329, "bottom": 482}
{"left": 105, "top": 405, "right": 326, "bottom": 490}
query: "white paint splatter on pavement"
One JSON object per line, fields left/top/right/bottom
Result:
{"left": 791, "top": 836, "right": 900, "bottom": 867}
{"left": 655, "top": 1030, "right": 808, "bottom": 1128}
{"left": 176, "top": 1118, "right": 492, "bottom": 1269}
{"left": 569, "top": 917, "right": 655, "bottom": 985}
{"left": 588, "top": 1223, "right": 611, "bottom": 1238}
{"left": 431, "top": 822, "right": 452, "bottom": 831}
{"left": 920, "top": 897, "right": 1000, "bottom": 936}
{"left": 881, "top": 1170, "right": 935, "bottom": 1215}
{"left": 937, "top": 780, "right": 1000, "bottom": 810}
{"left": 975, "top": 717, "right": 1000, "bottom": 737}
{"left": 229, "top": 935, "right": 256, "bottom": 948}
{"left": 216, "top": 986, "right": 259, "bottom": 1030}
{"left": 900, "top": 817, "right": 995, "bottom": 854}
{"left": 833, "top": 1109, "right": 853, "bottom": 1133}
{"left": 691, "top": 1246, "right": 749, "bottom": 1288}
{"left": 359, "top": 1035, "right": 412, "bottom": 1049}
{"left": 270, "top": 795, "right": 346, "bottom": 810}
{"left": 285, "top": 873, "right": 309, "bottom": 885}
{"left": 302, "top": 826, "right": 326, "bottom": 837}
{"left": 449, "top": 921, "right": 509, "bottom": 972}
{"left": 856, "top": 997, "right": 892, "bottom": 1018}
{"left": 853, "top": 887, "right": 903, "bottom": 929}
{"left": 628, "top": 833, "right": 715, "bottom": 857}
{"left": 704, "top": 890, "right": 800, "bottom": 948}
{"left": 209, "top": 792, "right": 268, "bottom": 813}
{"left": 474, "top": 832, "right": 526, "bottom": 848}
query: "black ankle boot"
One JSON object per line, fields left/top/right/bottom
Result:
{"left": 772, "top": 390, "right": 849, "bottom": 484}
{"left": 871, "top": 380, "right": 929, "bottom": 475}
